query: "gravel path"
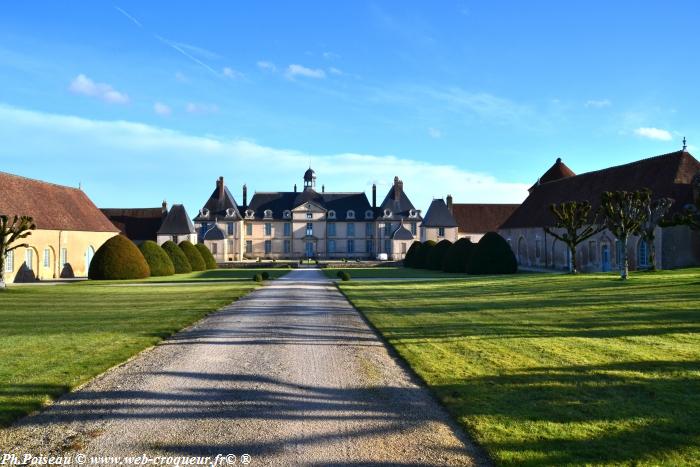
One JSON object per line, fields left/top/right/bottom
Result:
{"left": 1, "top": 269, "right": 486, "bottom": 466}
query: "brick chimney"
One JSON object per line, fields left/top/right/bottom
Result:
{"left": 161, "top": 200, "right": 168, "bottom": 215}
{"left": 242, "top": 184, "right": 247, "bottom": 209}
{"left": 322, "top": 184, "right": 325, "bottom": 193}
{"left": 393, "top": 176, "right": 403, "bottom": 200}
{"left": 216, "top": 176, "right": 225, "bottom": 200}
{"left": 446, "top": 194, "right": 453, "bottom": 214}
{"left": 294, "top": 183, "right": 298, "bottom": 193}
{"left": 372, "top": 183, "right": 377, "bottom": 209}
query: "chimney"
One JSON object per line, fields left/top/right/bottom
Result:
{"left": 161, "top": 200, "right": 168, "bottom": 215}
{"left": 446, "top": 194, "right": 453, "bottom": 214}
{"left": 294, "top": 183, "right": 298, "bottom": 193}
{"left": 372, "top": 184, "right": 377, "bottom": 209}
{"left": 216, "top": 176, "right": 225, "bottom": 200}
{"left": 393, "top": 176, "right": 403, "bottom": 200}
{"left": 242, "top": 184, "right": 248, "bottom": 209}
{"left": 322, "top": 184, "right": 325, "bottom": 193}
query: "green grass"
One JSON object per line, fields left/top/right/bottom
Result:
{"left": 0, "top": 279, "right": 258, "bottom": 427}
{"left": 322, "top": 266, "right": 469, "bottom": 279}
{"left": 338, "top": 268, "right": 700, "bottom": 466}
{"left": 87, "top": 268, "right": 291, "bottom": 284}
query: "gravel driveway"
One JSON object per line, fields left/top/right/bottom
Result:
{"left": 1, "top": 269, "right": 486, "bottom": 466}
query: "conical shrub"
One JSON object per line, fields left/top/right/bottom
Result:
{"left": 88, "top": 235, "right": 150, "bottom": 280}
{"left": 426, "top": 239, "right": 452, "bottom": 270}
{"left": 195, "top": 243, "right": 218, "bottom": 269}
{"left": 468, "top": 232, "right": 518, "bottom": 274}
{"left": 138, "top": 240, "right": 175, "bottom": 276}
{"left": 179, "top": 241, "right": 206, "bottom": 271}
{"left": 161, "top": 241, "right": 192, "bottom": 274}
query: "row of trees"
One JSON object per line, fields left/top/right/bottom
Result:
{"left": 88, "top": 237, "right": 217, "bottom": 280}
{"left": 404, "top": 232, "right": 518, "bottom": 274}
{"left": 546, "top": 189, "right": 675, "bottom": 279}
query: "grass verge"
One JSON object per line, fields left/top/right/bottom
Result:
{"left": 322, "top": 267, "right": 469, "bottom": 280}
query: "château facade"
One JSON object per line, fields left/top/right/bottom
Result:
{"left": 193, "top": 169, "right": 422, "bottom": 261}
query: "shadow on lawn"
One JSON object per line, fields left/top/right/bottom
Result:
{"left": 437, "top": 360, "right": 700, "bottom": 465}
{"left": 0, "top": 383, "right": 70, "bottom": 427}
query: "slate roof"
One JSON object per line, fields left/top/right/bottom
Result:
{"left": 378, "top": 177, "right": 421, "bottom": 221}
{"left": 203, "top": 225, "right": 225, "bottom": 241}
{"left": 194, "top": 177, "right": 241, "bottom": 222}
{"left": 422, "top": 198, "right": 458, "bottom": 227}
{"left": 501, "top": 150, "right": 700, "bottom": 229}
{"left": 158, "top": 204, "right": 196, "bottom": 235}
{"left": 0, "top": 171, "right": 118, "bottom": 232}
{"left": 452, "top": 204, "right": 520, "bottom": 234}
{"left": 101, "top": 207, "right": 165, "bottom": 241}
{"left": 392, "top": 223, "right": 414, "bottom": 240}
{"left": 247, "top": 190, "right": 372, "bottom": 220}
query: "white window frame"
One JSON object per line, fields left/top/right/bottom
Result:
{"left": 43, "top": 248, "right": 50, "bottom": 268}
{"left": 5, "top": 250, "right": 14, "bottom": 272}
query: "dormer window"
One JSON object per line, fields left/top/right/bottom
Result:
{"left": 347, "top": 210, "right": 355, "bottom": 219}
{"left": 409, "top": 209, "right": 417, "bottom": 218}
{"left": 264, "top": 209, "right": 273, "bottom": 219}
{"left": 384, "top": 209, "right": 392, "bottom": 218}
{"left": 365, "top": 210, "right": 373, "bottom": 219}
{"left": 200, "top": 208, "right": 210, "bottom": 218}
{"left": 328, "top": 210, "right": 336, "bottom": 219}
{"left": 226, "top": 208, "right": 236, "bottom": 218}
{"left": 245, "top": 209, "right": 255, "bottom": 219}
{"left": 283, "top": 210, "right": 291, "bottom": 219}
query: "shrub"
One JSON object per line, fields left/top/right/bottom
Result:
{"left": 262, "top": 271, "right": 270, "bottom": 280}
{"left": 414, "top": 240, "right": 437, "bottom": 269}
{"left": 178, "top": 241, "right": 206, "bottom": 271}
{"left": 195, "top": 243, "right": 217, "bottom": 270}
{"left": 426, "top": 239, "right": 453, "bottom": 270}
{"left": 468, "top": 232, "right": 518, "bottom": 275}
{"left": 138, "top": 240, "right": 175, "bottom": 277}
{"left": 443, "top": 237, "right": 476, "bottom": 273}
{"left": 88, "top": 235, "right": 150, "bottom": 280}
{"left": 403, "top": 241, "right": 421, "bottom": 267}
{"left": 339, "top": 271, "right": 351, "bottom": 281}
{"left": 253, "top": 273, "right": 263, "bottom": 282}
{"left": 161, "top": 241, "right": 192, "bottom": 274}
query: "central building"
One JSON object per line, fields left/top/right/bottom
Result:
{"left": 193, "top": 168, "right": 422, "bottom": 261}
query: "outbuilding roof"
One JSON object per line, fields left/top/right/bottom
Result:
{"left": 158, "top": 204, "right": 196, "bottom": 235}
{"left": 452, "top": 204, "right": 520, "bottom": 234}
{"left": 101, "top": 207, "right": 166, "bottom": 241}
{"left": 422, "top": 198, "right": 458, "bottom": 227}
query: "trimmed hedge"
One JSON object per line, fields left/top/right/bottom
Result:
{"left": 253, "top": 273, "right": 263, "bottom": 282}
{"left": 195, "top": 243, "right": 217, "bottom": 270}
{"left": 262, "top": 271, "right": 270, "bottom": 280}
{"left": 161, "top": 241, "right": 192, "bottom": 274}
{"left": 138, "top": 240, "right": 175, "bottom": 277}
{"left": 178, "top": 241, "right": 206, "bottom": 272}
{"left": 414, "top": 240, "right": 437, "bottom": 269}
{"left": 426, "top": 239, "right": 453, "bottom": 270}
{"left": 339, "top": 271, "right": 351, "bottom": 281}
{"left": 468, "top": 232, "right": 518, "bottom": 275}
{"left": 403, "top": 241, "right": 421, "bottom": 268}
{"left": 443, "top": 237, "right": 475, "bottom": 273}
{"left": 88, "top": 235, "right": 150, "bottom": 280}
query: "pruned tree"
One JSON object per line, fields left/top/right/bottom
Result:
{"left": 0, "top": 215, "right": 37, "bottom": 288}
{"left": 638, "top": 197, "right": 674, "bottom": 270}
{"left": 679, "top": 173, "right": 700, "bottom": 230}
{"left": 599, "top": 190, "right": 651, "bottom": 280}
{"left": 544, "top": 201, "right": 602, "bottom": 274}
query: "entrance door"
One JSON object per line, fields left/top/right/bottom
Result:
{"left": 601, "top": 244, "right": 611, "bottom": 272}
{"left": 305, "top": 242, "right": 314, "bottom": 258}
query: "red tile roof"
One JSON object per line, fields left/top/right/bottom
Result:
{"left": 0, "top": 171, "right": 118, "bottom": 232}
{"left": 501, "top": 151, "right": 700, "bottom": 229}
{"left": 452, "top": 204, "right": 520, "bottom": 234}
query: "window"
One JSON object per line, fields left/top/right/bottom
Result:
{"left": 246, "top": 241, "right": 252, "bottom": 253}
{"left": 264, "top": 240, "right": 272, "bottom": 254}
{"left": 347, "top": 239, "right": 355, "bottom": 253}
{"left": 284, "top": 222, "right": 291, "bottom": 236}
{"left": 535, "top": 239, "right": 542, "bottom": 258}
{"left": 212, "top": 243, "right": 218, "bottom": 254}
{"left": 410, "top": 222, "right": 417, "bottom": 235}
{"left": 384, "top": 239, "right": 391, "bottom": 253}
{"left": 347, "top": 210, "right": 355, "bottom": 219}
{"left": 638, "top": 240, "right": 649, "bottom": 268}
{"left": 226, "top": 208, "right": 236, "bottom": 218}
{"left": 284, "top": 240, "right": 291, "bottom": 254}
{"left": 438, "top": 227, "right": 445, "bottom": 237}
{"left": 264, "top": 223, "right": 272, "bottom": 236}
{"left": 172, "top": 235, "right": 179, "bottom": 243}
{"left": 347, "top": 223, "right": 355, "bottom": 237}
{"left": 246, "top": 223, "right": 253, "bottom": 236}
{"left": 328, "top": 210, "right": 336, "bottom": 219}
{"left": 366, "top": 240, "right": 373, "bottom": 253}
{"left": 25, "top": 249, "right": 33, "bottom": 271}
{"left": 589, "top": 241, "right": 597, "bottom": 263}
{"left": 4, "top": 250, "right": 13, "bottom": 272}
{"left": 264, "top": 209, "right": 273, "bottom": 219}
{"left": 401, "top": 242, "right": 407, "bottom": 254}
{"left": 365, "top": 223, "right": 373, "bottom": 237}
{"left": 328, "top": 223, "right": 336, "bottom": 237}
{"left": 283, "top": 210, "right": 291, "bottom": 219}
{"left": 365, "top": 210, "right": 373, "bottom": 220}
{"left": 384, "top": 223, "right": 391, "bottom": 236}
{"left": 60, "top": 248, "right": 67, "bottom": 267}
{"left": 228, "top": 240, "right": 234, "bottom": 252}
{"left": 228, "top": 223, "right": 235, "bottom": 236}
{"left": 43, "top": 248, "right": 50, "bottom": 268}
{"left": 306, "top": 223, "right": 313, "bottom": 236}
{"left": 328, "top": 239, "right": 336, "bottom": 253}
{"left": 306, "top": 212, "right": 313, "bottom": 220}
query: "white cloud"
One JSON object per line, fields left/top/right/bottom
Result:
{"left": 328, "top": 67, "right": 343, "bottom": 75}
{"left": 285, "top": 64, "right": 326, "bottom": 79}
{"left": 185, "top": 102, "right": 219, "bottom": 114}
{"left": 257, "top": 61, "right": 277, "bottom": 72}
{"left": 153, "top": 102, "right": 172, "bottom": 116}
{"left": 585, "top": 99, "right": 611, "bottom": 108}
{"left": 634, "top": 127, "right": 672, "bottom": 141}
{"left": 68, "top": 74, "right": 130, "bottom": 104}
{"left": 222, "top": 67, "right": 243, "bottom": 79}
{"left": 0, "top": 104, "right": 529, "bottom": 210}
{"left": 322, "top": 52, "right": 340, "bottom": 60}
{"left": 428, "top": 127, "right": 442, "bottom": 139}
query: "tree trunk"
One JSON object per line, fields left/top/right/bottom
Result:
{"left": 0, "top": 253, "right": 5, "bottom": 289}
{"left": 568, "top": 242, "right": 578, "bottom": 273}
{"left": 620, "top": 236, "right": 629, "bottom": 280}
{"left": 648, "top": 236, "right": 657, "bottom": 271}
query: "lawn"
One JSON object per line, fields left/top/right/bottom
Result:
{"left": 322, "top": 266, "right": 469, "bottom": 279}
{"left": 338, "top": 268, "right": 700, "bottom": 466}
{"left": 0, "top": 279, "right": 258, "bottom": 427}
{"left": 88, "top": 268, "right": 291, "bottom": 284}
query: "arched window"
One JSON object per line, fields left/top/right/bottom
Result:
{"left": 283, "top": 210, "right": 291, "bottom": 219}
{"left": 346, "top": 210, "right": 355, "bottom": 219}
{"left": 245, "top": 209, "right": 255, "bottom": 219}
{"left": 264, "top": 209, "right": 273, "bottom": 219}
{"left": 517, "top": 237, "right": 527, "bottom": 265}
{"left": 85, "top": 246, "right": 95, "bottom": 271}
{"left": 383, "top": 209, "right": 392, "bottom": 218}
{"left": 365, "top": 210, "right": 373, "bottom": 219}
{"left": 226, "top": 208, "right": 236, "bottom": 218}
{"left": 638, "top": 239, "right": 649, "bottom": 268}
{"left": 328, "top": 210, "right": 336, "bottom": 219}
{"left": 200, "top": 208, "right": 210, "bottom": 218}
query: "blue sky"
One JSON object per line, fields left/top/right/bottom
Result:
{"left": 0, "top": 1, "right": 696, "bottom": 216}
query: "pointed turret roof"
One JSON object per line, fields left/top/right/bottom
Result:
{"left": 194, "top": 176, "right": 241, "bottom": 221}
{"left": 158, "top": 204, "right": 195, "bottom": 235}
{"left": 530, "top": 157, "right": 576, "bottom": 191}
{"left": 422, "top": 198, "right": 458, "bottom": 228}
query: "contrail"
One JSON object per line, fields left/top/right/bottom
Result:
{"left": 114, "top": 5, "right": 143, "bottom": 28}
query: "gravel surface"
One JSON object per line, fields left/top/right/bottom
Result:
{"left": 1, "top": 269, "right": 487, "bottom": 466}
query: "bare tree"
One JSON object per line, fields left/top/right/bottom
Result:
{"left": 638, "top": 197, "right": 674, "bottom": 270}
{"left": 0, "top": 215, "right": 36, "bottom": 289}
{"left": 599, "top": 190, "right": 651, "bottom": 280}
{"left": 544, "top": 201, "right": 602, "bottom": 274}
